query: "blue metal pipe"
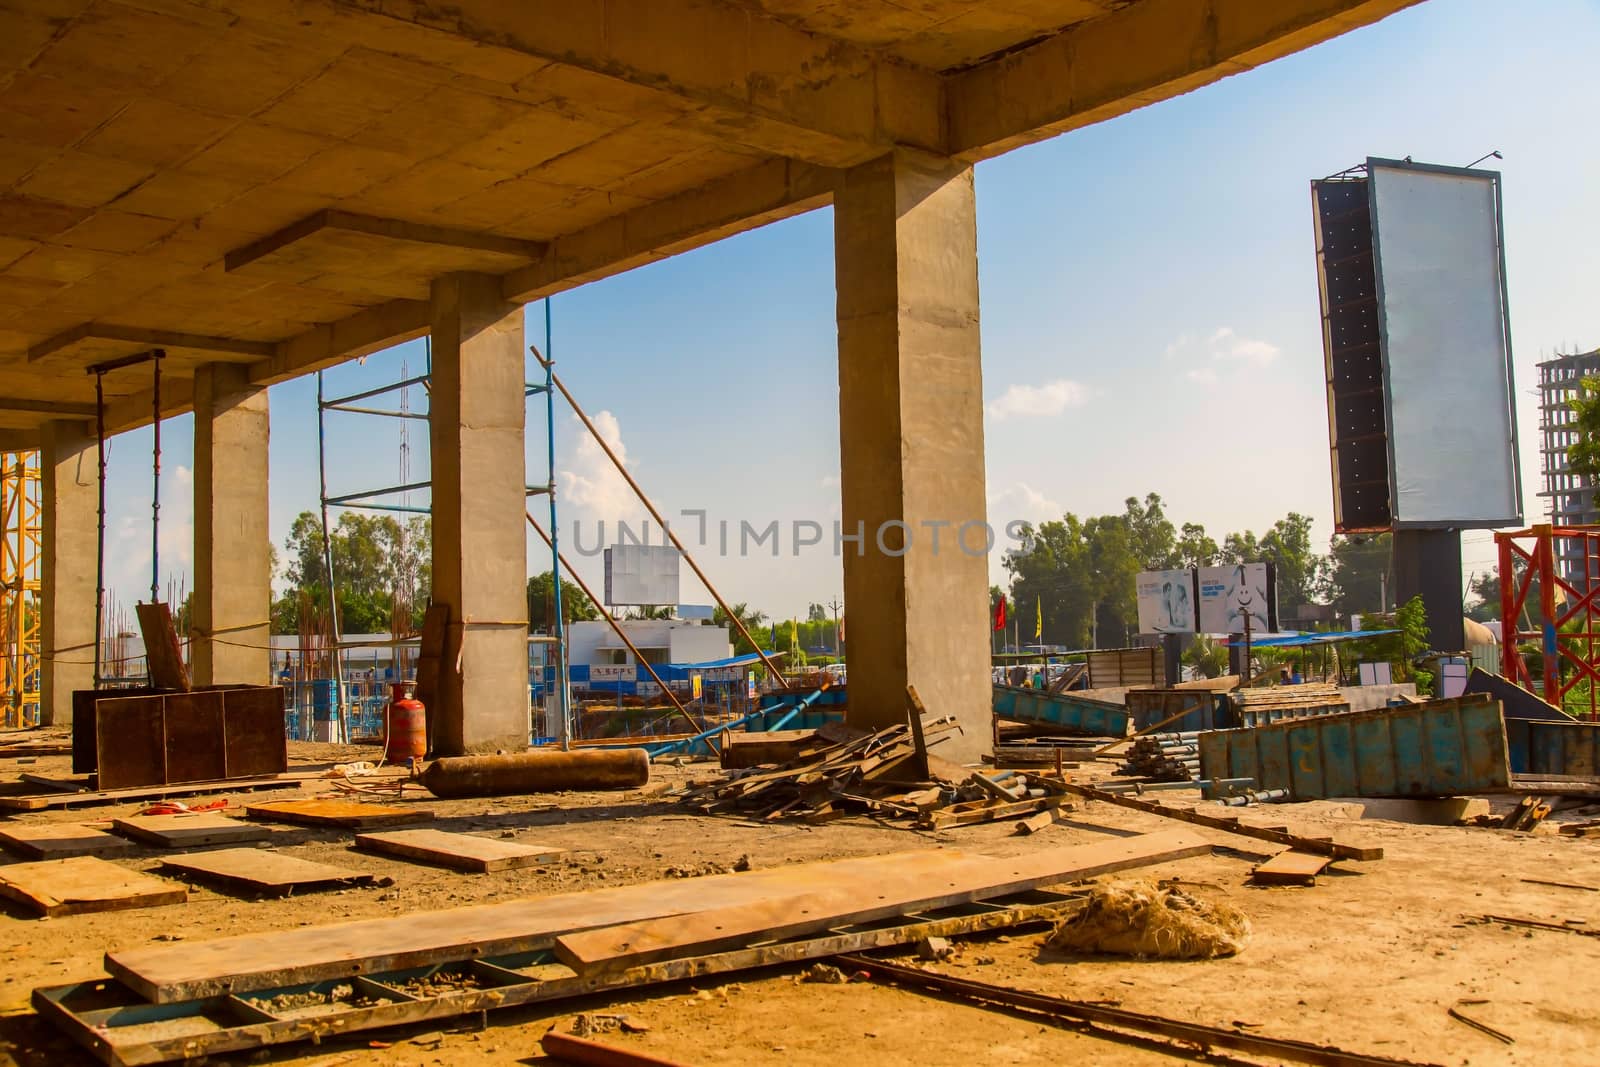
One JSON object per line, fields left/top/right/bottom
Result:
{"left": 544, "top": 298, "right": 570, "bottom": 749}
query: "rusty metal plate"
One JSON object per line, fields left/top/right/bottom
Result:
{"left": 72, "top": 687, "right": 163, "bottom": 774}
{"left": 162, "top": 691, "right": 227, "bottom": 784}
{"left": 222, "top": 687, "right": 288, "bottom": 779}
{"left": 93, "top": 694, "right": 168, "bottom": 790}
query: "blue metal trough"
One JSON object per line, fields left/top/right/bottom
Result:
{"left": 1198, "top": 694, "right": 1511, "bottom": 799}
{"left": 992, "top": 686, "right": 1129, "bottom": 737}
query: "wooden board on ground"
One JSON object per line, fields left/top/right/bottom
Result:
{"left": 0, "top": 822, "right": 134, "bottom": 860}
{"left": 549, "top": 829, "right": 1210, "bottom": 974}
{"left": 159, "top": 849, "right": 376, "bottom": 897}
{"left": 355, "top": 829, "right": 566, "bottom": 872}
{"left": 244, "top": 798, "right": 433, "bottom": 829}
{"left": 1251, "top": 850, "right": 1332, "bottom": 886}
{"left": 135, "top": 602, "right": 191, "bottom": 691}
{"left": 112, "top": 813, "right": 272, "bottom": 849}
{"left": 0, "top": 740, "right": 73, "bottom": 757}
{"left": 109, "top": 848, "right": 1034, "bottom": 1002}
{"left": 0, "top": 776, "right": 300, "bottom": 813}
{"left": 0, "top": 856, "right": 186, "bottom": 917}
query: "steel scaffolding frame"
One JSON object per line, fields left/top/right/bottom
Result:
{"left": 314, "top": 302, "right": 567, "bottom": 745}
{"left": 1, "top": 450, "right": 41, "bottom": 727}
{"left": 1498, "top": 523, "right": 1600, "bottom": 720}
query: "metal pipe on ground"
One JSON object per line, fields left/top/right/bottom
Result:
{"left": 420, "top": 749, "right": 649, "bottom": 797}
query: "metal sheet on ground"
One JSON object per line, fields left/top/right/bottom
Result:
{"left": 107, "top": 848, "right": 998, "bottom": 1002}
{"left": 0, "top": 856, "right": 186, "bottom": 917}
{"left": 243, "top": 799, "right": 434, "bottom": 829}
{"left": 112, "top": 814, "right": 272, "bottom": 849}
{"left": 45, "top": 889, "right": 1087, "bottom": 1067}
{"left": 0, "top": 822, "right": 134, "bottom": 860}
{"left": 354, "top": 829, "right": 566, "bottom": 872}
{"left": 159, "top": 849, "right": 375, "bottom": 896}
{"left": 552, "top": 829, "right": 1211, "bottom": 973}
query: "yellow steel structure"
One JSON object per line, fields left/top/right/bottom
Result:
{"left": 1, "top": 451, "right": 41, "bottom": 727}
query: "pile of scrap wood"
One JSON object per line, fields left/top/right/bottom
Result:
{"left": 681, "top": 703, "right": 1079, "bottom": 830}
{"left": 1117, "top": 732, "right": 1200, "bottom": 781}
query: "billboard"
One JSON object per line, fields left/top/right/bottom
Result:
{"left": 602, "top": 544, "right": 680, "bottom": 606}
{"left": 1136, "top": 569, "right": 1197, "bottom": 634}
{"left": 1197, "top": 563, "right": 1277, "bottom": 634}
{"left": 1311, "top": 158, "right": 1521, "bottom": 532}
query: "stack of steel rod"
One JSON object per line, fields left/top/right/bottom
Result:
{"left": 1117, "top": 731, "right": 1201, "bottom": 781}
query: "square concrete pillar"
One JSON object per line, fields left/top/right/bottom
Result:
{"left": 833, "top": 149, "right": 992, "bottom": 763}
{"left": 192, "top": 362, "right": 271, "bottom": 687}
{"left": 429, "top": 272, "right": 530, "bottom": 753}
{"left": 39, "top": 419, "right": 97, "bottom": 725}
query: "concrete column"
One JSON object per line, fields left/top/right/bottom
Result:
{"left": 39, "top": 419, "right": 96, "bottom": 725}
{"left": 192, "top": 363, "right": 271, "bottom": 687}
{"left": 833, "top": 149, "right": 991, "bottom": 763}
{"left": 429, "top": 272, "right": 530, "bottom": 753}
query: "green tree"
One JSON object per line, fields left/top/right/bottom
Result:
{"left": 713, "top": 602, "right": 770, "bottom": 655}
{"left": 1326, "top": 534, "right": 1391, "bottom": 618}
{"left": 1176, "top": 522, "right": 1220, "bottom": 569}
{"left": 807, "top": 602, "right": 827, "bottom": 622}
{"left": 1568, "top": 376, "right": 1600, "bottom": 480}
{"left": 1465, "top": 571, "right": 1502, "bottom": 623}
{"left": 526, "top": 571, "right": 599, "bottom": 631}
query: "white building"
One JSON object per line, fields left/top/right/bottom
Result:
{"left": 567, "top": 619, "right": 732, "bottom": 669}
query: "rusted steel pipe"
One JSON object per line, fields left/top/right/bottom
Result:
{"left": 421, "top": 749, "right": 648, "bottom": 797}
{"left": 539, "top": 1030, "right": 691, "bottom": 1067}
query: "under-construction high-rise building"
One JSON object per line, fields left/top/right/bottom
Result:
{"left": 1538, "top": 347, "right": 1600, "bottom": 579}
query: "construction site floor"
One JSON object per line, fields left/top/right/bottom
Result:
{"left": 1, "top": 737, "right": 1597, "bottom": 1066}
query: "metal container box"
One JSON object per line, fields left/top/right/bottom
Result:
{"left": 1199, "top": 694, "right": 1510, "bottom": 799}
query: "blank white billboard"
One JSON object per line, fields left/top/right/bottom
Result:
{"left": 1369, "top": 159, "right": 1522, "bottom": 528}
{"left": 603, "top": 544, "right": 680, "bottom": 606}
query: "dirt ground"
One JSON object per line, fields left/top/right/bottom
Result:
{"left": 1, "top": 733, "right": 1598, "bottom": 1067}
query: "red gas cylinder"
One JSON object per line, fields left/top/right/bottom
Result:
{"left": 385, "top": 682, "right": 427, "bottom": 764}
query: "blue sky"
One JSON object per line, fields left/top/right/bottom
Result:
{"left": 98, "top": 0, "right": 1600, "bottom": 621}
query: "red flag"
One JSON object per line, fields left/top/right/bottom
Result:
{"left": 993, "top": 596, "right": 1007, "bottom": 632}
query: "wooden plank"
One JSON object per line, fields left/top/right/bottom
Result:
{"left": 355, "top": 829, "right": 566, "bottom": 872}
{"left": 1250, "top": 850, "right": 1332, "bottom": 886}
{"left": 0, "top": 740, "right": 73, "bottom": 757}
{"left": 107, "top": 848, "right": 999, "bottom": 1003}
{"left": 1014, "top": 807, "right": 1070, "bottom": 836}
{"left": 0, "top": 856, "right": 186, "bottom": 917}
{"left": 160, "top": 691, "right": 227, "bottom": 784}
{"left": 94, "top": 693, "right": 168, "bottom": 790}
{"left": 243, "top": 799, "right": 434, "bottom": 829}
{"left": 0, "top": 822, "right": 135, "bottom": 860}
{"left": 1059, "top": 781, "right": 1383, "bottom": 862}
{"left": 221, "top": 688, "right": 289, "bottom": 779}
{"left": 135, "top": 602, "right": 191, "bottom": 691}
{"left": 923, "top": 796, "right": 1070, "bottom": 829}
{"left": 159, "top": 849, "right": 375, "bottom": 896}
{"left": 552, "top": 828, "right": 1211, "bottom": 974}
{"left": 112, "top": 813, "right": 272, "bottom": 849}
{"left": 0, "top": 776, "right": 301, "bottom": 812}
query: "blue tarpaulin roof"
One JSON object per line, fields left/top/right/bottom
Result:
{"left": 1227, "top": 629, "right": 1399, "bottom": 648}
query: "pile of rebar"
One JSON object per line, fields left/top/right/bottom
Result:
{"left": 1118, "top": 732, "right": 1201, "bottom": 781}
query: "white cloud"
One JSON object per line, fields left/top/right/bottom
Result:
{"left": 987, "top": 481, "right": 1061, "bottom": 526}
{"left": 986, "top": 379, "right": 1089, "bottom": 421}
{"left": 558, "top": 410, "right": 643, "bottom": 525}
{"left": 819, "top": 474, "right": 840, "bottom": 489}
{"left": 1166, "top": 326, "right": 1282, "bottom": 379}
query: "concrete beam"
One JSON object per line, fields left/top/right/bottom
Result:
{"left": 833, "top": 150, "right": 990, "bottom": 762}
{"left": 224, "top": 209, "right": 547, "bottom": 274}
{"left": 947, "top": 0, "right": 1426, "bottom": 160}
{"left": 428, "top": 272, "right": 530, "bottom": 753}
{"left": 502, "top": 158, "right": 835, "bottom": 303}
{"left": 252, "top": 298, "right": 431, "bottom": 388}
{"left": 0, "top": 398, "right": 97, "bottom": 417}
{"left": 0, "top": 431, "right": 44, "bottom": 451}
{"left": 39, "top": 419, "right": 97, "bottom": 726}
{"left": 191, "top": 363, "right": 271, "bottom": 687}
{"left": 28, "top": 324, "right": 275, "bottom": 364}
{"left": 325, "top": 0, "right": 943, "bottom": 166}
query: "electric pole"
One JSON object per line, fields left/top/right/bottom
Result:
{"left": 828, "top": 596, "right": 843, "bottom": 658}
